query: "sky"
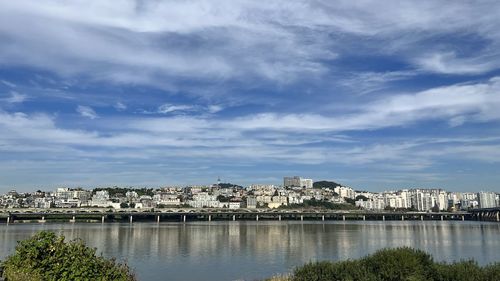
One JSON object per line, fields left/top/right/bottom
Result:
{"left": 1, "top": 0, "right": 500, "bottom": 192}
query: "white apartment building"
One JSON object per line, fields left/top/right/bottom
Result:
{"left": 91, "top": 190, "right": 111, "bottom": 207}
{"left": 153, "top": 193, "right": 181, "bottom": 206}
{"left": 187, "top": 192, "right": 219, "bottom": 208}
{"left": 414, "top": 191, "right": 436, "bottom": 211}
{"left": 478, "top": 192, "right": 497, "bottom": 208}
{"left": 334, "top": 186, "right": 355, "bottom": 199}
{"left": 355, "top": 198, "right": 385, "bottom": 210}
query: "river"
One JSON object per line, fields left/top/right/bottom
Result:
{"left": 1, "top": 221, "right": 500, "bottom": 281}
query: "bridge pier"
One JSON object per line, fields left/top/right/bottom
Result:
{"left": 382, "top": 215, "right": 385, "bottom": 221}
{"left": 157, "top": 215, "right": 160, "bottom": 223}
{"left": 256, "top": 215, "right": 259, "bottom": 221}
{"left": 462, "top": 215, "right": 465, "bottom": 221}
{"left": 322, "top": 215, "right": 325, "bottom": 221}
{"left": 300, "top": 215, "right": 303, "bottom": 221}
{"left": 441, "top": 215, "right": 444, "bottom": 221}
{"left": 6, "top": 216, "right": 10, "bottom": 224}
{"left": 208, "top": 215, "right": 211, "bottom": 222}
{"left": 70, "top": 216, "right": 76, "bottom": 223}
{"left": 183, "top": 215, "right": 186, "bottom": 223}
{"left": 342, "top": 215, "right": 345, "bottom": 221}
{"left": 401, "top": 215, "right": 404, "bottom": 221}
{"left": 497, "top": 212, "right": 499, "bottom": 222}
{"left": 279, "top": 215, "right": 282, "bottom": 221}
{"left": 129, "top": 215, "right": 133, "bottom": 223}
{"left": 40, "top": 216, "right": 46, "bottom": 223}
{"left": 101, "top": 216, "right": 105, "bottom": 223}
{"left": 233, "top": 215, "right": 236, "bottom": 221}
{"left": 363, "top": 215, "right": 366, "bottom": 221}
{"left": 421, "top": 215, "right": 424, "bottom": 221}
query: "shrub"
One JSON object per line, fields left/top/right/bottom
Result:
{"left": 361, "top": 247, "right": 434, "bottom": 281}
{"left": 293, "top": 260, "right": 376, "bottom": 281}
{"left": 2, "top": 231, "right": 135, "bottom": 281}
{"left": 433, "top": 260, "right": 484, "bottom": 281}
{"left": 285, "top": 247, "right": 500, "bottom": 281}
{"left": 483, "top": 263, "right": 500, "bottom": 281}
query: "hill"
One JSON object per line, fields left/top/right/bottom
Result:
{"left": 313, "top": 180, "right": 341, "bottom": 189}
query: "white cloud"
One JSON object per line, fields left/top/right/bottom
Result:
{"left": 76, "top": 105, "right": 98, "bottom": 119}
{"left": 415, "top": 52, "right": 497, "bottom": 75}
{"left": 1, "top": 0, "right": 498, "bottom": 89}
{"left": 157, "top": 104, "right": 194, "bottom": 114}
{"left": 1, "top": 80, "right": 16, "bottom": 88}
{"left": 114, "top": 101, "right": 127, "bottom": 111}
{"left": 207, "top": 105, "right": 223, "bottom": 113}
{"left": 4, "top": 91, "right": 27, "bottom": 103}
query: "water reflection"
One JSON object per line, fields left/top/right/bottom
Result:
{"left": 1, "top": 221, "right": 500, "bottom": 281}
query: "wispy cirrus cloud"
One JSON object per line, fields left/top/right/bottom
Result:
{"left": 114, "top": 101, "right": 127, "bottom": 111}
{"left": 1, "top": 0, "right": 499, "bottom": 90}
{"left": 3, "top": 91, "right": 27, "bottom": 103}
{"left": 76, "top": 105, "right": 99, "bottom": 119}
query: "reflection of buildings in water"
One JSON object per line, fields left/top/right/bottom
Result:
{"left": 2, "top": 221, "right": 500, "bottom": 269}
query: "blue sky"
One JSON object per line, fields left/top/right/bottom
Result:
{"left": 1, "top": 1, "right": 500, "bottom": 192}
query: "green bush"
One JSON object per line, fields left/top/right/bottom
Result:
{"left": 294, "top": 260, "right": 376, "bottom": 281}
{"left": 289, "top": 247, "right": 500, "bottom": 281}
{"left": 433, "top": 260, "right": 483, "bottom": 281}
{"left": 2, "top": 231, "right": 135, "bottom": 281}
{"left": 361, "top": 248, "right": 434, "bottom": 281}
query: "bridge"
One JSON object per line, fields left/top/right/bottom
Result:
{"left": 0, "top": 208, "right": 493, "bottom": 223}
{"left": 470, "top": 207, "right": 500, "bottom": 222}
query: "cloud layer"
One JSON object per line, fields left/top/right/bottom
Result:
{"left": 0, "top": 1, "right": 500, "bottom": 190}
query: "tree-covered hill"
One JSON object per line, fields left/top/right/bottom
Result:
{"left": 313, "top": 180, "right": 341, "bottom": 189}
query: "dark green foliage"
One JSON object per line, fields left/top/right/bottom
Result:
{"left": 294, "top": 260, "right": 376, "bottom": 281}
{"left": 483, "top": 263, "right": 500, "bottom": 281}
{"left": 290, "top": 247, "right": 500, "bottom": 281}
{"left": 3, "top": 231, "right": 135, "bottom": 281}
{"left": 217, "top": 183, "right": 243, "bottom": 189}
{"left": 361, "top": 248, "right": 434, "bottom": 281}
{"left": 344, "top": 198, "right": 356, "bottom": 205}
{"left": 217, "top": 195, "right": 231, "bottom": 202}
{"left": 433, "top": 260, "right": 484, "bottom": 281}
{"left": 313, "top": 181, "right": 341, "bottom": 189}
{"left": 355, "top": 195, "right": 368, "bottom": 201}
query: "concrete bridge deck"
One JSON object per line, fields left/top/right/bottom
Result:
{"left": 0, "top": 208, "right": 492, "bottom": 223}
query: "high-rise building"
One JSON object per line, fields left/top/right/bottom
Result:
{"left": 478, "top": 192, "right": 497, "bottom": 208}
{"left": 283, "top": 176, "right": 313, "bottom": 188}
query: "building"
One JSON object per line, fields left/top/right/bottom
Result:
{"left": 91, "top": 190, "right": 111, "bottom": 207}
{"left": 334, "top": 186, "right": 355, "bottom": 199}
{"left": 246, "top": 196, "right": 257, "bottom": 208}
{"left": 283, "top": 176, "right": 313, "bottom": 188}
{"left": 414, "top": 191, "right": 435, "bottom": 211}
{"left": 356, "top": 198, "right": 385, "bottom": 210}
{"left": 478, "top": 192, "right": 497, "bottom": 208}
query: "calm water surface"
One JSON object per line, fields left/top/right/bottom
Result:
{"left": 1, "top": 221, "right": 500, "bottom": 281}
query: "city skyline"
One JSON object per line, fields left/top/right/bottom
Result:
{"left": 1, "top": 1, "right": 500, "bottom": 192}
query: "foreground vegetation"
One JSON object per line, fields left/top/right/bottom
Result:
{"left": 266, "top": 247, "right": 500, "bottom": 281}
{"left": 1, "top": 231, "right": 135, "bottom": 281}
